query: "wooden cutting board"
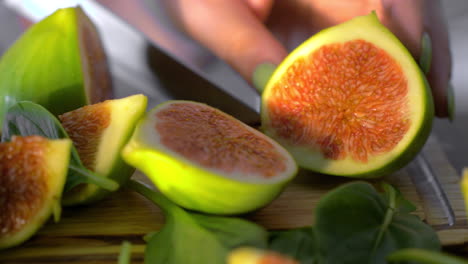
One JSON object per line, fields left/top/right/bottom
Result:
{"left": 0, "top": 135, "right": 466, "bottom": 263}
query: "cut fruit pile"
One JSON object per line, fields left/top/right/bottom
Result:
{"left": 0, "top": 94, "right": 147, "bottom": 249}
{"left": 261, "top": 12, "right": 434, "bottom": 178}
{"left": 0, "top": 9, "right": 440, "bottom": 263}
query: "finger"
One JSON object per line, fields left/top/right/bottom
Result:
{"left": 245, "top": 0, "right": 274, "bottom": 22}
{"left": 166, "top": 0, "right": 287, "bottom": 83}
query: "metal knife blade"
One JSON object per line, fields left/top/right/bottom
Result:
{"left": 3, "top": 0, "right": 261, "bottom": 125}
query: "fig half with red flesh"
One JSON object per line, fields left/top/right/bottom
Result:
{"left": 122, "top": 100, "right": 297, "bottom": 215}
{"left": 261, "top": 13, "right": 434, "bottom": 178}
{"left": 0, "top": 136, "right": 71, "bottom": 249}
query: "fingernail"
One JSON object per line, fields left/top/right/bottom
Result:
{"left": 419, "top": 32, "right": 432, "bottom": 75}
{"left": 447, "top": 82, "right": 455, "bottom": 122}
{"left": 252, "top": 63, "right": 277, "bottom": 93}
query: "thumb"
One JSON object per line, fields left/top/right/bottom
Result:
{"left": 166, "top": 0, "right": 287, "bottom": 84}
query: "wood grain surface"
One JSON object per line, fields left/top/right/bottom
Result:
{"left": 0, "top": 135, "right": 466, "bottom": 263}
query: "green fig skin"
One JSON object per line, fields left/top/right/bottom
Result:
{"left": 61, "top": 94, "right": 148, "bottom": 206}
{"left": 122, "top": 100, "right": 298, "bottom": 215}
{"left": 0, "top": 7, "right": 111, "bottom": 133}
{"left": 0, "top": 137, "right": 71, "bottom": 250}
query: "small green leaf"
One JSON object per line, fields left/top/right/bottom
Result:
{"left": 314, "top": 182, "right": 440, "bottom": 264}
{"left": 128, "top": 180, "right": 268, "bottom": 264}
{"left": 268, "top": 227, "right": 317, "bottom": 264}
{"left": 388, "top": 248, "right": 468, "bottom": 264}
{"left": 2, "top": 101, "right": 118, "bottom": 192}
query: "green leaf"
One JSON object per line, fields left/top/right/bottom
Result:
{"left": 388, "top": 248, "right": 468, "bottom": 264}
{"left": 1, "top": 101, "right": 118, "bottom": 192}
{"left": 314, "top": 182, "right": 440, "bottom": 264}
{"left": 128, "top": 180, "right": 268, "bottom": 264}
{"left": 268, "top": 227, "right": 317, "bottom": 264}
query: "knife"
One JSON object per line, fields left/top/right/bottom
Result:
{"left": 3, "top": 0, "right": 261, "bottom": 126}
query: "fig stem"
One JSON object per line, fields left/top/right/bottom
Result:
{"left": 128, "top": 179, "right": 176, "bottom": 215}
{"left": 117, "top": 241, "right": 132, "bottom": 264}
{"left": 68, "top": 164, "right": 119, "bottom": 191}
{"left": 372, "top": 183, "right": 397, "bottom": 253}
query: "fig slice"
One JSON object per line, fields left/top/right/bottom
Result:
{"left": 261, "top": 12, "right": 434, "bottom": 178}
{"left": 0, "top": 136, "right": 71, "bottom": 249}
{"left": 0, "top": 6, "right": 112, "bottom": 132}
{"left": 59, "top": 94, "right": 147, "bottom": 205}
{"left": 122, "top": 100, "right": 297, "bottom": 215}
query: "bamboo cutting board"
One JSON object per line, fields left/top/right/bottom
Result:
{"left": 0, "top": 135, "right": 466, "bottom": 263}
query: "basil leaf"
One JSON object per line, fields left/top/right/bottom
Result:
{"left": 129, "top": 180, "right": 268, "bottom": 264}
{"left": 314, "top": 182, "right": 440, "bottom": 264}
{"left": 2, "top": 101, "right": 118, "bottom": 192}
{"left": 268, "top": 227, "right": 317, "bottom": 264}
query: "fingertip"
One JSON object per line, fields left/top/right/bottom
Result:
{"left": 245, "top": 0, "right": 274, "bottom": 21}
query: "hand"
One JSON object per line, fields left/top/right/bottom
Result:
{"left": 163, "top": 0, "right": 452, "bottom": 118}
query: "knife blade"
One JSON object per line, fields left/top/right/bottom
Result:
{"left": 3, "top": 0, "right": 261, "bottom": 126}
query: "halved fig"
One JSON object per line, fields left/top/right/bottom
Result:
{"left": 0, "top": 136, "right": 71, "bottom": 249}
{"left": 261, "top": 13, "right": 434, "bottom": 178}
{"left": 0, "top": 6, "right": 112, "bottom": 132}
{"left": 59, "top": 94, "right": 147, "bottom": 205}
{"left": 122, "top": 100, "right": 297, "bottom": 215}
